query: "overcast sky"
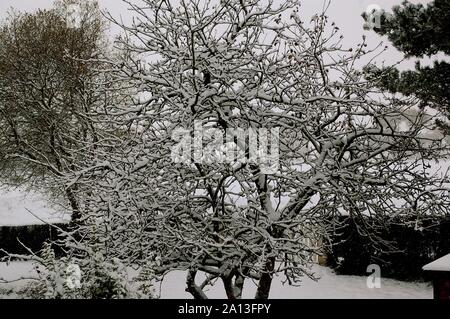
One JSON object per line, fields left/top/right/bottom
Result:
{"left": 0, "top": 0, "right": 437, "bottom": 69}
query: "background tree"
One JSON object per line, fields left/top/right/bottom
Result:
{"left": 363, "top": 0, "right": 450, "bottom": 130}
{"left": 0, "top": 0, "right": 110, "bottom": 221}
{"left": 59, "top": 0, "right": 450, "bottom": 299}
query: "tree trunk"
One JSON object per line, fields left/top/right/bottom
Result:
{"left": 222, "top": 276, "right": 236, "bottom": 299}
{"left": 234, "top": 273, "right": 245, "bottom": 299}
{"left": 186, "top": 269, "right": 208, "bottom": 299}
{"left": 255, "top": 256, "right": 275, "bottom": 299}
{"left": 66, "top": 188, "right": 81, "bottom": 224}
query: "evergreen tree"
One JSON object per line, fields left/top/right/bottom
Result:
{"left": 364, "top": 0, "right": 450, "bottom": 129}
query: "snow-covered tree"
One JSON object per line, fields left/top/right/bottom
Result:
{"left": 0, "top": 0, "right": 110, "bottom": 222}
{"left": 62, "top": 0, "right": 450, "bottom": 299}
{"left": 363, "top": 0, "right": 450, "bottom": 131}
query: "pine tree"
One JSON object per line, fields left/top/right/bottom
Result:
{"left": 364, "top": 0, "right": 450, "bottom": 130}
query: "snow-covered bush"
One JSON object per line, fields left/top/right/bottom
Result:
{"left": 24, "top": 243, "right": 149, "bottom": 299}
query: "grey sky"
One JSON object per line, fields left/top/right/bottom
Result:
{"left": 0, "top": 0, "right": 437, "bottom": 69}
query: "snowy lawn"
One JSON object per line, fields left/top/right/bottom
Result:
{"left": 0, "top": 262, "right": 37, "bottom": 299}
{"left": 0, "top": 262, "right": 432, "bottom": 299}
{"left": 0, "top": 188, "right": 70, "bottom": 226}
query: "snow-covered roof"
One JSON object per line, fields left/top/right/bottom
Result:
{"left": 423, "top": 254, "right": 450, "bottom": 272}
{"left": 0, "top": 188, "right": 70, "bottom": 226}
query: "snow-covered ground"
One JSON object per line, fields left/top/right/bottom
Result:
{"left": 158, "top": 267, "right": 432, "bottom": 299}
{"left": 0, "top": 188, "right": 70, "bottom": 226}
{"left": 0, "top": 262, "right": 35, "bottom": 299}
{"left": 0, "top": 262, "right": 432, "bottom": 299}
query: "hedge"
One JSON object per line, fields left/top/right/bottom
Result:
{"left": 0, "top": 223, "right": 68, "bottom": 258}
{"left": 325, "top": 216, "right": 450, "bottom": 281}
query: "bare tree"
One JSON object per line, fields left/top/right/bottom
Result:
{"left": 60, "top": 0, "right": 450, "bottom": 299}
